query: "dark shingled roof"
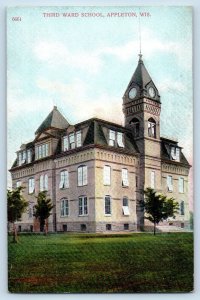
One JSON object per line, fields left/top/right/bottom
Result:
{"left": 161, "top": 137, "right": 190, "bottom": 166}
{"left": 35, "top": 106, "right": 70, "bottom": 135}
{"left": 124, "top": 56, "right": 160, "bottom": 102}
{"left": 83, "top": 118, "right": 139, "bottom": 154}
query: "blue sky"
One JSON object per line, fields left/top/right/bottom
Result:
{"left": 7, "top": 6, "right": 192, "bottom": 188}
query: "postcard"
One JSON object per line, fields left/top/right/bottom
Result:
{"left": 7, "top": 6, "right": 193, "bottom": 293}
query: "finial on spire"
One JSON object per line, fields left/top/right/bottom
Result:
{"left": 138, "top": 7, "right": 142, "bottom": 61}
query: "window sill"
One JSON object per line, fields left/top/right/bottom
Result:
{"left": 78, "top": 214, "right": 88, "bottom": 217}
{"left": 60, "top": 187, "right": 69, "bottom": 190}
{"left": 103, "top": 184, "right": 111, "bottom": 186}
{"left": 28, "top": 192, "right": 35, "bottom": 195}
{"left": 105, "top": 214, "right": 111, "bottom": 217}
{"left": 60, "top": 215, "right": 69, "bottom": 218}
{"left": 78, "top": 184, "right": 88, "bottom": 187}
{"left": 122, "top": 185, "right": 129, "bottom": 188}
{"left": 179, "top": 192, "right": 184, "bottom": 194}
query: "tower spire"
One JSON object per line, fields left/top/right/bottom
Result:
{"left": 138, "top": 8, "right": 142, "bottom": 61}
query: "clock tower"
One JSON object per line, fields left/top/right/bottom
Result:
{"left": 123, "top": 54, "right": 162, "bottom": 229}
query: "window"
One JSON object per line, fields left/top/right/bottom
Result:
{"left": 18, "top": 151, "right": 26, "bottom": 165}
{"left": 179, "top": 177, "right": 184, "bottom": 193}
{"left": 78, "top": 165, "right": 87, "bottom": 186}
{"left": 63, "top": 136, "right": 69, "bottom": 151}
{"left": 76, "top": 131, "right": 82, "bottom": 147}
{"left": 148, "top": 118, "right": 156, "bottom": 138}
{"left": 151, "top": 171, "right": 155, "bottom": 189}
{"left": 122, "top": 197, "right": 130, "bottom": 215}
{"left": 28, "top": 178, "right": 35, "bottom": 194}
{"left": 69, "top": 133, "right": 75, "bottom": 149}
{"left": 59, "top": 170, "right": 69, "bottom": 189}
{"left": 167, "top": 176, "right": 173, "bottom": 192}
{"left": 63, "top": 224, "right": 67, "bottom": 232}
{"left": 106, "top": 224, "right": 112, "bottom": 231}
{"left": 60, "top": 198, "right": 69, "bottom": 217}
{"left": 104, "top": 165, "right": 111, "bottom": 185}
{"left": 130, "top": 118, "right": 140, "bottom": 137}
{"left": 180, "top": 201, "right": 185, "bottom": 215}
{"left": 124, "top": 224, "right": 129, "bottom": 230}
{"left": 105, "top": 195, "right": 111, "bottom": 215}
{"left": 16, "top": 181, "right": 21, "bottom": 188}
{"left": 79, "top": 196, "right": 88, "bottom": 215}
{"left": 171, "top": 147, "right": 180, "bottom": 161}
{"left": 40, "top": 175, "right": 44, "bottom": 191}
{"left": 27, "top": 149, "right": 32, "bottom": 163}
{"left": 109, "top": 130, "right": 115, "bottom": 146}
{"left": 40, "top": 174, "right": 48, "bottom": 191}
{"left": 122, "top": 168, "right": 129, "bottom": 187}
{"left": 117, "top": 132, "right": 124, "bottom": 147}
{"left": 28, "top": 202, "right": 33, "bottom": 219}
{"left": 36, "top": 143, "right": 49, "bottom": 159}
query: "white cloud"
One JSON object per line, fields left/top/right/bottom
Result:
{"left": 34, "top": 41, "right": 102, "bottom": 74}
{"left": 158, "top": 78, "right": 186, "bottom": 94}
{"left": 36, "top": 77, "right": 123, "bottom": 125}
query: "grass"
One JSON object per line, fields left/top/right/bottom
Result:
{"left": 8, "top": 232, "right": 193, "bottom": 293}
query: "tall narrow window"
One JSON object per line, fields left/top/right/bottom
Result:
{"left": 79, "top": 196, "right": 88, "bottom": 215}
{"left": 122, "top": 197, "right": 130, "bottom": 215}
{"left": 76, "top": 131, "right": 82, "bottom": 147}
{"left": 122, "top": 168, "right": 129, "bottom": 187}
{"left": 63, "top": 136, "right": 69, "bottom": 151}
{"left": 27, "top": 149, "right": 32, "bottom": 163}
{"left": 109, "top": 130, "right": 115, "bottom": 146}
{"left": 28, "top": 202, "right": 33, "bottom": 219}
{"left": 180, "top": 201, "right": 185, "bottom": 215}
{"left": 59, "top": 170, "right": 69, "bottom": 189}
{"left": 105, "top": 195, "right": 111, "bottom": 215}
{"left": 148, "top": 118, "right": 156, "bottom": 138}
{"left": 22, "top": 150, "right": 26, "bottom": 164}
{"left": 151, "top": 171, "right": 155, "bottom": 189}
{"left": 179, "top": 177, "right": 184, "bottom": 193}
{"left": 28, "top": 178, "right": 35, "bottom": 194}
{"left": 69, "top": 133, "right": 75, "bottom": 149}
{"left": 45, "top": 143, "right": 49, "bottom": 156}
{"left": 60, "top": 198, "right": 69, "bottom": 217}
{"left": 78, "top": 165, "right": 87, "bottom": 186}
{"left": 40, "top": 175, "right": 44, "bottom": 191}
{"left": 103, "top": 165, "right": 111, "bottom": 185}
{"left": 167, "top": 175, "right": 173, "bottom": 192}
{"left": 117, "top": 132, "right": 124, "bottom": 147}
{"left": 136, "top": 176, "right": 138, "bottom": 188}
{"left": 130, "top": 118, "right": 140, "bottom": 138}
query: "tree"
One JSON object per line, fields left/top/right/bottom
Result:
{"left": 7, "top": 187, "right": 28, "bottom": 243}
{"left": 143, "top": 188, "right": 179, "bottom": 235}
{"left": 34, "top": 191, "right": 54, "bottom": 234}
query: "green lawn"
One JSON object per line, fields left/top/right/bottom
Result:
{"left": 8, "top": 232, "right": 193, "bottom": 293}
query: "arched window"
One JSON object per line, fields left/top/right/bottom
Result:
{"left": 130, "top": 118, "right": 140, "bottom": 137}
{"left": 148, "top": 118, "right": 156, "bottom": 138}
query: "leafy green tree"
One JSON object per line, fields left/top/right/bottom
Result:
{"left": 143, "top": 188, "right": 179, "bottom": 235}
{"left": 34, "top": 191, "right": 54, "bottom": 234}
{"left": 7, "top": 187, "right": 28, "bottom": 242}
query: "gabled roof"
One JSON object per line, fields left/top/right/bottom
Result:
{"left": 35, "top": 106, "right": 70, "bottom": 135}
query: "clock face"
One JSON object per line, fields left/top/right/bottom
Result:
{"left": 128, "top": 87, "right": 137, "bottom": 99}
{"left": 149, "top": 87, "right": 156, "bottom": 98}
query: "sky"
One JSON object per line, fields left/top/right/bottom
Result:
{"left": 7, "top": 6, "right": 193, "bottom": 203}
